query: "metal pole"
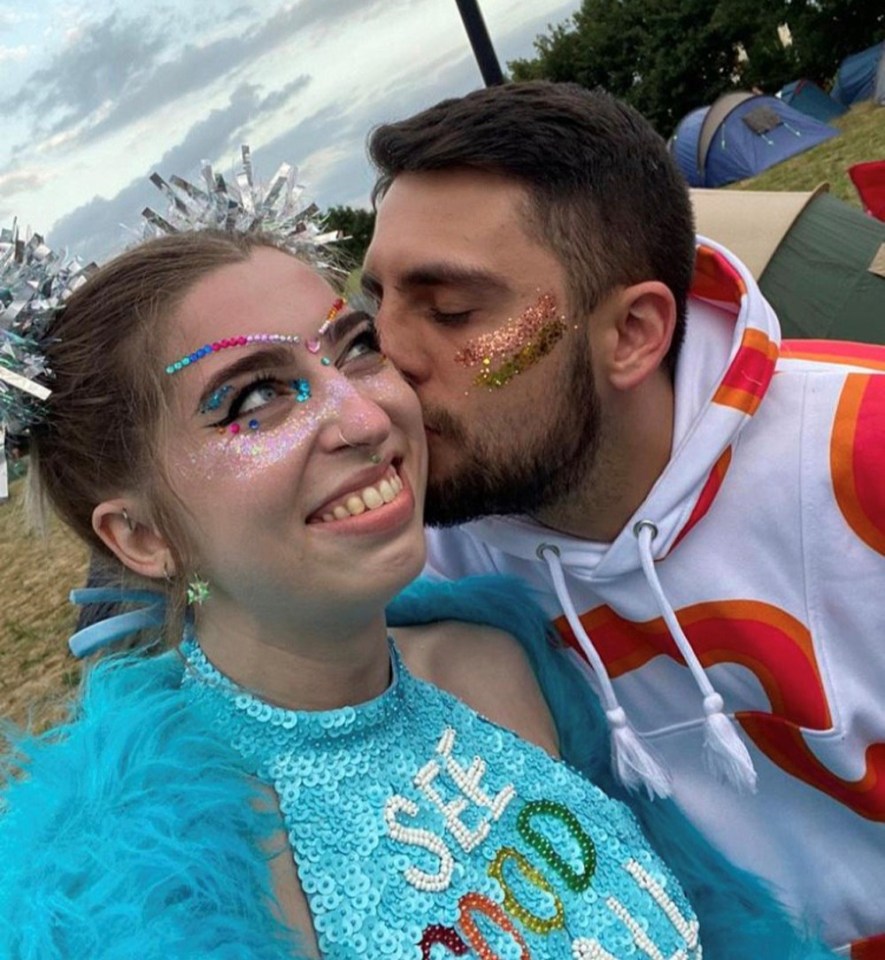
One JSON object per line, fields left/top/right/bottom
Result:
{"left": 454, "top": 0, "right": 505, "bottom": 87}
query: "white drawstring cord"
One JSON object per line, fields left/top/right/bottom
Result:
{"left": 538, "top": 543, "right": 672, "bottom": 799}
{"left": 634, "top": 521, "right": 758, "bottom": 793}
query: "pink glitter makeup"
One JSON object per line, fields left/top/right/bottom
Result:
{"left": 179, "top": 370, "right": 398, "bottom": 483}
{"left": 453, "top": 292, "right": 567, "bottom": 389}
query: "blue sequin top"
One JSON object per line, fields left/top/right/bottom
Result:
{"left": 180, "top": 634, "right": 702, "bottom": 960}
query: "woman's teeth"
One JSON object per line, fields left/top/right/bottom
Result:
{"left": 320, "top": 469, "right": 404, "bottom": 522}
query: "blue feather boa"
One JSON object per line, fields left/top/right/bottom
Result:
{"left": 0, "top": 576, "right": 834, "bottom": 958}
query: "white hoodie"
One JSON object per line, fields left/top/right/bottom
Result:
{"left": 426, "top": 239, "right": 885, "bottom": 956}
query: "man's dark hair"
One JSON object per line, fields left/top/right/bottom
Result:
{"left": 369, "top": 81, "right": 695, "bottom": 376}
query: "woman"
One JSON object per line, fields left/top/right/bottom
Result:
{"left": 0, "top": 226, "right": 832, "bottom": 959}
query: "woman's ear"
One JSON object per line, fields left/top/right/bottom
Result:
{"left": 92, "top": 498, "right": 176, "bottom": 580}
{"left": 607, "top": 281, "right": 677, "bottom": 391}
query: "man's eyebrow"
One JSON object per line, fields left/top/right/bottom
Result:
{"left": 192, "top": 345, "right": 294, "bottom": 413}
{"left": 362, "top": 263, "right": 509, "bottom": 296}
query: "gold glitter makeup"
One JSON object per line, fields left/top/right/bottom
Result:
{"left": 453, "top": 292, "right": 567, "bottom": 390}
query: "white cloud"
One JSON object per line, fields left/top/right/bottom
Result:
{"left": 4, "top": 0, "right": 581, "bottom": 257}
{"left": 0, "top": 44, "right": 29, "bottom": 62}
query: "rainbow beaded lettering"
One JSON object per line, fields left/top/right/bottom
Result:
{"left": 180, "top": 635, "right": 702, "bottom": 959}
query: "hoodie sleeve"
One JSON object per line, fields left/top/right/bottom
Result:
{"left": 388, "top": 575, "right": 839, "bottom": 960}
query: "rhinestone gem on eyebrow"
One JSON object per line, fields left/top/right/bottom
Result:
{"left": 165, "top": 297, "right": 348, "bottom": 375}
{"left": 165, "top": 333, "right": 300, "bottom": 375}
{"left": 317, "top": 296, "right": 346, "bottom": 337}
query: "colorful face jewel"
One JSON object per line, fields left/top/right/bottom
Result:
{"left": 199, "top": 384, "right": 234, "bottom": 414}
{"left": 165, "top": 297, "right": 346, "bottom": 375}
{"left": 317, "top": 296, "right": 346, "bottom": 337}
{"left": 166, "top": 333, "right": 301, "bottom": 375}
{"left": 454, "top": 292, "right": 567, "bottom": 390}
{"left": 292, "top": 378, "right": 311, "bottom": 402}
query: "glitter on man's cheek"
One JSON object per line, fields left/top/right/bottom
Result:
{"left": 453, "top": 292, "right": 567, "bottom": 390}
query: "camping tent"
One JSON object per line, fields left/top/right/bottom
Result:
{"left": 778, "top": 79, "right": 846, "bottom": 123}
{"left": 668, "top": 107, "right": 709, "bottom": 187}
{"left": 670, "top": 92, "right": 838, "bottom": 188}
{"left": 691, "top": 186, "right": 885, "bottom": 343}
{"left": 832, "top": 42, "right": 885, "bottom": 106}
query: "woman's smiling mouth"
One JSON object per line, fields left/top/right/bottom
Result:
{"left": 309, "top": 464, "right": 406, "bottom": 524}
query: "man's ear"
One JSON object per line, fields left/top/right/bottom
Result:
{"left": 607, "top": 281, "right": 677, "bottom": 391}
{"left": 92, "top": 498, "right": 175, "bottom": 580}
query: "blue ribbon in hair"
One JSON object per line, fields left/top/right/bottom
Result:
{"left": 68, "top": 588, "right": 166, "bottom": 658}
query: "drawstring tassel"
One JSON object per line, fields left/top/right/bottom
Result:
{"left": 606, "top": 706, "right": 673, "bottom": 799}
{"left": 634, "top": 521, "right": 758, "bottom": 793}
{"left": 538, "top": 543, "right": 672, "bottom": 799}
{"left": 703, "top": 693, "right": 758, "bottom": 792}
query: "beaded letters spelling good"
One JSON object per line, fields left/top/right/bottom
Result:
{"left": 180, "top": 633, "right": 703, "bottom": 959}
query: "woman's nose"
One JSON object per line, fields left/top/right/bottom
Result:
{"left": 328, "top": 388, "right": 392, "bottom": 452}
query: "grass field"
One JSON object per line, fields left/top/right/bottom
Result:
{"left": 730, "top": 101, "right": 884, "bottom": 204}
{"left": 0, "top": 480, "right": 87, "bottom": 727}
{"left": 1, "top": 98, "right": 882, "bottom": 729}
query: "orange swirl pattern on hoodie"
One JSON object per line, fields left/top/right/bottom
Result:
{"left": 554, "top": 600, "right": 885, "bottom": 820}
{"left": 830, "top": 373, "right": 885, "bottom": 557}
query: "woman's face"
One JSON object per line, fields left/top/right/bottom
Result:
{"left": 158, "top": 246, "right": 428, "bottom": 621}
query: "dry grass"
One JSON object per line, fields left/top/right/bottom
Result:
{"left": 730, "top": 101, "right": 885, "bottom": 203}
{"left": 0, "top": 479, "right": 88, "bottom": 728}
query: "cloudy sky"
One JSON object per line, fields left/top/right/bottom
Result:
{"left": 1, "top": 0, "right": 579, "bottom": 262}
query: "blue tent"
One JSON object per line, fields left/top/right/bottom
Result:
{"left": 779, "top": 79, "right": 846, "bottom": 124}
{"left": 832, "top": 42, "right": 884, "bottom": 106}
{"left": 667, "top": 106, "right": 709, "bottom": 187}
{"left": 669, "top": 92, "right": 839, "bottom": 188}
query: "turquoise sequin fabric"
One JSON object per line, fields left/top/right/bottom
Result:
{"left": 181, "top": 633, "right": 702, "bottom": 960}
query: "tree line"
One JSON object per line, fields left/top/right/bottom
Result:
{"left": 325, "top": 0, "right": 884, "bottom": 263}
{"left": 509, "top": 0, "right": 885, "bottom": 136}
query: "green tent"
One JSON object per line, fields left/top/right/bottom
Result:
{"left": 692, "top": 187, "right": 885, "bottom": 343}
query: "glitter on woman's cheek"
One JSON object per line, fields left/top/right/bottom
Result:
{"left": 178, "top": 371, "right": 398, "bottom": 482}
{"left": 453, "top": 292, "right": 568, "bottom": 390}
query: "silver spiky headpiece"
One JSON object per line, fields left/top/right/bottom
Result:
{"left": 141, "top": 145, "right": 342, "bottom": 266}
{"left": 0, "top": 224, "right": 96, "bottom": 497}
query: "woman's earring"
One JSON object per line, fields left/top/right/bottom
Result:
{"left": 121, "top": 508, "right": 135, "bottom": 532}
{"left": 186, "top": 575, "right": 211, "bottom": 606}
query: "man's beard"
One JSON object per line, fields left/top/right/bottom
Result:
{"left": 423, "top": 344, "right": 602, "bottom": 527}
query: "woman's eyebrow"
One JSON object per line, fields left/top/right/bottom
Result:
{"left": 194, "top": 344, "right": 294, "bottom": 412}
{"left": 325, "top": 309, "right": 373, "bottom": 347}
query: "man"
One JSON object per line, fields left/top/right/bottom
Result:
{"left": 363, "top": 81, "right": 885, "bottom": 956}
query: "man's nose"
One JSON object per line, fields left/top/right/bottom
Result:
{"left": 376, "top": 307, "right": 432, "bottom": 388}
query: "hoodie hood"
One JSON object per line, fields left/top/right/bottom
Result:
{"left": 459, "top": 238, "right": 781, "bottom": 579}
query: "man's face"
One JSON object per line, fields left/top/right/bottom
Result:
{"left": 364, "top": 169, "right": 603, "bottom": 527}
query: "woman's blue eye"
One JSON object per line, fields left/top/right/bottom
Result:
{"left": 239, "top": 383, "right": 278, "bottom": 414}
